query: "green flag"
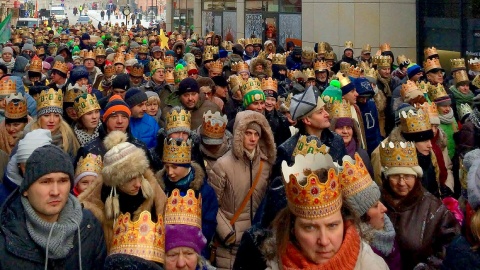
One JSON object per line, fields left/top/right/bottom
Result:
{"left": 0, "top": 13, "right": 12, "bottom": 44}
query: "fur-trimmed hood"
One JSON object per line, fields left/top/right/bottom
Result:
{"left": 386, "top": 126, "right": 405, "bottom": 143}
{"left": 249, "top": 57, "right": 273, "bottom": 79}
{"left": 232, "top": 110, "right": 276, "bottom": 164}
{"left": 155, "top": 161, "right": 205, "bottom": 192}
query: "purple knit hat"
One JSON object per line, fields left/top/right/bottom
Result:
{"left": 165, "top": 224, "right": 207, "bottom": 254}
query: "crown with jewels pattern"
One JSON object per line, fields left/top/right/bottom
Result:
{"left": 75, "top": 153, "right": 103, "bottom": 177}
{"left": 400, "top": 80, "right": 421, "bottom": 100}
{"left": 377, "top": 55, "right": 392, "bottom": 68}
{"left": 427, "top": 83, "right": 448, "bottom": 102}
{"left": 380, "top": 141, "right": 418, "bottom": 169}
{"left": 473, "top": 74, "right": 480, "bottom": 89}
{"left": 348, "top": 66, "right": 362, "bottom": 78}
{"left": 325, "top": 51, "right": 335, "bottom": 60}
{"left": 424, "top": 47, "right": 439, "bottom": 58}
{"left": 272, "top": 53, "right": 286, "bottom": 65}
{"left": 131, "top": 65, "right": 145, "bottom": 77}
{"left": 423, "top": 58, "right": 443, "bottom": 73}
{"left": 104, "top": 65, "right": 115, "bottom": 77}
{"left": 74, "top": 94, "right": 100, "bottom": 117}
{"left": 52, "top": 61, "right": 69, "bottom": 74}
{"left": 84, "top": 50, "right": 96, "bottom": 60}
{"left": 453, "top": 70, "right": 469, "bottom": 85}
{"left": 241, "top": 77, "right": 262, "bottom": 96}
{"left": 164, "top": 56, "right": 175, "bottom": 67}
{"left": 149, "top": 59, "right": 165, "bottom": 72}
{"left": 469, "top": 58, "right": 480, "bottom": 72}
{"left": 138, "top": 45, "right": 150, "bottom": 54}
{"left": 165, "top": 189, "right": 202, "bottom": 228}
{"left": 458, "top": 103, "right": 473, "bottom": 120}
{"left": 451, "top": 58, "right": 466, "bottom": 70}
{"left": 314, "top": 60, "right": 328, "bottom": 72}
{"left": 292, "top": 135, "right": 330, "bottom": 157}
{"left": 209, "top": 60, "right": 223, "bottom": 73}
{"left": 252, "top": 37, "right": 262, "bottom": 45}
{"left": 303, "top": 68, "right": 315, "bottom": 79}
{"left": 282, "top": 153, "right": 342, "bottom": 219}
{"left": 344, "top": 41, "right": 354, "bottom": 49}
{"left": 339, "top": 62, "right": 352, "bottom": 74}
{"left": 261, "top": 77, "right": 278, "bottom": 92}
{"left": 165, "top": 108, "right": 191, "bottom": 132}
{"left": 326, "top": 100, "right": 352, "bottom": 119}
{"left": 110, "top": 211, "right": 165, "bottom": 263}
{"left": 203, "top": 51, "right": 214, "bottom": 62}
{"left": 380, "top": 43, "right": 391, "bottom": 52}
{"left": 174, "top": 67, "right": 188, "bottom": 83}
{"left": 37, "top": 88, "right": 63, "bottom": 112}
{"left": 205, "top": 45, "right": 219, "bottom": 55}
{"left": 202, "top": 110, "right": 227, "bottom": 139}
{"left": 339, "top": 153, "right": 373, "bottom": 198}
{"left": 29, "top": 55, "right": 43, "bottom": 73}
{"left": 5, "top": 93, "right": 27, "bottom": 119}
{"left": 0, "top": 78, "right": 17, "bottom": 97}
{"left": 302, "top": 49, "right": 316, "bottom": 60}
{"left": 416, "top": 81, "right": 431, "bottom": 94}
{"left": 95, "top": 47, "right": 106, "bottom": 56}
{"left": 415, "top": 102, "right": 438, "bottom": 122}
{"left": 162, "top": 138, "right": 192, "bottom": 164}
{"left": 113, "top": 53, "right": 125, "bottom": 65}
{"left": 232, "top": 61, "right": 249, "bottom": 74}
{"left": 165, "top": 70, "right": 175, "bottom": 85}
{"left": 400, "top": 109, "right": 431, "bottom": 134}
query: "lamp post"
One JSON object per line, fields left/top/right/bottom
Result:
{"left": 122, "top": 5, "right": 130, "bottom": 26}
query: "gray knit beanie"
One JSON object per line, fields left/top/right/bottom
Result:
{"left": 20, "top": 145, "right": 74, "bottom": 193}
{"left": 17, "top": 129, "right": 52, "bottom": 163}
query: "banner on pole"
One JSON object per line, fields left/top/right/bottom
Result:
{"left": 0, "top": 13, "right": 12, "bottom": 44}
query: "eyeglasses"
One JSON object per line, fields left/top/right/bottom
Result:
{"left": 389, "top": 174, "right": 416, "bottom": 183}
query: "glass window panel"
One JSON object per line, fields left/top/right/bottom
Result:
{"left": 281, "top": 0, "right": 301, "bottom": 12}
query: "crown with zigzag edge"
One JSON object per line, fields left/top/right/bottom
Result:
{"left": 400, "top": 108, "right": 431, "bottom": 134}
{"left": 5, "top": 93, "right": 27, "bottom": 119}
{"left": 348, "top": 65, "right": 362, "bottom": 78}
{"left": 344, "top": 41, "right": 354, "bottom": 49}
{"left": 241, "top": 77, "right": 262, "bottom": 97}
{"left": 0, "top": 78, "right": 16, "bottom": 97}
{"left": 469, "top": 58, "right": 480, "bottom": 72}
{"left": 165, "top": 108, "right": 191, "bottom": 132}
{"left": 450, "top": 58, "right": 466, "bottom": 70}
{"left": 74, "top": 93, "right": 101, "bottom": 117}
{"left": 292, "top": 135, "right": 330, "bottom": 157}
{"left": 95, "top": 47, "right": 106, "bottom": 56}
{"left": 458, "top": 103, "right": 473, "bottom": 120}
{"left": 380, "top": 43, "right": 391, "bottom": 52}
{"left": 164, "top": 56, "right": 175, "bottom": 67}
{"left": 29, "top": 55, "right": 43, "bottom": 73}
{"left": 302, "top": 48, "right": 316, "bottom": 60}
{"left": 424, "top": 47, "right": 438, "bottom": 58}
{"left": 380, "top": 141, "right": 419, "bottom": 169}
{"left": 162, "top": 138, "right": 192, "bottom": 164}
{"left": 415, "top": 102, "right": 438, "bottom": 123}
{"left": 325, "top": 51, "right": 335, "bottom": 60}
{"left": 272, "top": 53, "right": 287, "bottom": 66}
{"left": 339, "top": 153, "right": 374, "bottom": 198}
{"left": 339, "top": 62, "right": 351, "bottom": 74}
{"left": 314, "top": 60, "right": 328, "bottom": 72}
{"left": 165, "top": 188, "right": 202, "bottom": 228}
{"left": 149, "top": 59, "right": 165, "bottom": 73}
{"left": 376, "top": 55, "right": 392, "bottom": 68}
{"left": 75, "top": 153, "right": 103, "bottom": 177}
{"left": 36, "top": 88, "right": 63, "bottom": 112}
{"left": 453, "top": 70, "right": 469, "bottom": 85}
{"left": 426, "top": 83, "right": 449, "bottom": 102}
{"left": 326, "top": 99, "right": 352, "bottom": 119}
{"left": 423, "top": 58, "right": 443, "bottom": 73}
{"left": 52, "top": 61, "right": 69, "bottom": 74}
{"left": 201, "top": 110, "right": 227, "bottom": 139}
{"left": 84, "top": 50, "right": 96, "bottom": 60}
{"left": 400, "top": 80, "right": 421, "bottom": 100}
{"left": 303, "top": 68, "right": 315, "bottom": 79}
{"left": 261, "top": 77, "right": 278, "bottom": 92}
{"left": 130, "top": 65, "right": 145, "bottom": 77}
{"left": 317, "top": 42, "right": 327, "bottom": 54}
{"left": 209, "top": 60, "right": 223, "bottom": 73}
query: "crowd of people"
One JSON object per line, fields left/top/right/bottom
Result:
{"left": 0, "top": 21, "right": 479, "bottom": 269}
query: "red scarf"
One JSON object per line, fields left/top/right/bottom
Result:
{"left": 281, "top": 222, "right": 361, "bottom": 270}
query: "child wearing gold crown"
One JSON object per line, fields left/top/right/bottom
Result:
{"left": 0, "top": 93, "right": 31, "bottom": 155}
{"left": 72, "top": 154, "right": 102, "bottom": 196}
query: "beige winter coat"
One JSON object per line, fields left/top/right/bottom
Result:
{"left": 208, "top": 110, "right": 276, "bottom": 270}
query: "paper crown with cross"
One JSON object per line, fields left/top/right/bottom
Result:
{"left": 5, "top": 93, "right": 27, "bottom": 119}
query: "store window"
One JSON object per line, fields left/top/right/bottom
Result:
{"left": 203, "top": 0, "right": 236, "bottom": 10}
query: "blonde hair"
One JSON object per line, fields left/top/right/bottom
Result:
{"left": 32, "top": 116, "right": 80, "bottom": 156}
{"left": 471, "top": 209, "right": 480, "bottom": 250}
{"left": 147, "top": 95, "right": 161, "bottom": 106}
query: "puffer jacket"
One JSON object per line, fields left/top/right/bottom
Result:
{"left": 129, "top": 114, "right": 160, "bottom": 148}
{"left": 207, "top": 110, "right": 276, "bottom": 270}
{"left": 0, "top": 192, "right": 107, "bottom": 270}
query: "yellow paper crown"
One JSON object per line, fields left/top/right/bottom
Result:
{"left": 377, "top": 55, "right": 392, "bottom": 68}
{"left": 261, "top": 77, "right": 278, "bottom": 92}
{"left": 302, "top": 49, "right": 316, "bottom": 60}
{"left": 165, "top": 70, "right": 175, "bottom": 84}
{"left": 162, "top": 138, "right": 192, "bottom": 164}
{"left": 252, "top": 37, "right": 262, "bottom": 45}
{"left": 104, "top": 65, "right": 115, "bottom": 77}
{"left": 52, "top": 61, "right": 69, "bottom": 74}
{"left": 340, "top": 153, "right": 374, "bottom": 198}
{"left": 327, "top": 99, "right": 351, "bottom": 119}
{"left": 427, "top": 83, "right": 449, "bottom": 102}
{"left": 450, "top": 58, "right": 466, "bottom": 70}
{"left": 222, "top": 41, "right": 233, "bottom": 51}
{"left": 348, "top": 66, "right": 362, "bottom": 78}
{"left": 317, "top": 42, "right": 327, "bottom": 54}
{"left": 210, "top": 60, "right": 223, "bottom": 73}
{"left": 314, "top": 60, "right": 328, "bottom": 72}
{"left": 458, "top": 103, "right": 473, "bottom": 120}
{"left": 325, "top": 51, "right": 335, "bottom": 60}
{"left": 174, "top": 68, "right": 188, "bottom": 84}
{"left": 74, "top": 94, "right": 101, "bottom": 118}
{"left": 138, "top": 45, "right": 150, "bottom": 54}
{"left": 84, "top": 50, "right": 96, "bottom": 60}
{"left": 336, "top": 72, "right": 352, "bottom": 88}
{"left": 292, "top": 135, "right": 330, "bottom": 157}
{"left": 303, "top": 68, "right": 315, "bottom": 79}
{"left": 64, "top": 85, "right": 85, "bottom": 103}
{"left": 29, "top": 55, "right": 43, "bottom": 73}
{"left": 340, "top": 62, "right": 352, "bottom": 74}
{"left": 205, "top": 45, "right": 219, "bottom": 55}
{"left": 37, "top": 47, "right": 45, "bottom": 56}
{"left": 362, "top": 44, "right": 371, "bottom": 52}
{"left": 149, "top": 59, "right": 165, "bottom": 72}
{"left": 423, "top": 58, "right": 443, "bottom": 73}
{"left": 202, "top": 110, "right": 227, "bottom": 139}
{"left": 228, "top": 75, "right": 243, "bottom": 92}
{"left": 203, "top": 51, "right": 214, "bottom": 62}
{"left": 233, "top": 61, "right": 250, "bottom": 74}
{"left": 165, "top": 108, "right": 191, "bottom": 132}
{"left": 37, "top": 88, "right": 63, "bottom": 112}
{"left": 344, "top": 41, "right": 354, "bottom": 49}
{"left": 95, "top": 47, "right": 106, "bottom": 56}
{"left": 380, "top": 43, "right": 391, "bottom": 52}
{"left": 113, "top": 53, "right": 125, "bottom": 65}
{"left": 110, "top": 211, "right": 165, "bottom": 263}
{"left": 75, "top": 153, "right": 103, "bottom": 177}
{"left": 400, "top": 109, "right": 432, "bottom": 133}
{"left": 243, "top": 38, "right": 253, "bottom": 47}
{"left": 397, "top": 55, "right": 408, "bottom": 65}
{"left": 162, "top": 56, "right": 174, "bottom": 67}
{"left": 400, "top": 80, "right": 421, "bottom": 100}
{"left": 380, "top": 141, "right": 418, "bottom": 168}
{"left": 424, "top": 47, "right": 438, "bottom": 58}
{"left": 125, "top": 53, "right": 135, "bottom": 61}
{"left": 469, "top": 58, "right": 480, "bottom": 72}
{"left": 453, "top": 70, "right": 469, "bottom": 85}
{"left": 131, "top": 65, "right": 145, "bottom": 77}
{"left": 0, "top": 78, "right": 17, "bottom": 97}
{"left": 5, "top": 93, "right": 27, "bottom": 119}
{"left": 165, "top": 189, "right": 202, "bottom": 228}
{"left": 416, "top": 81, "right": 431, "bottom": 94}
{"left": 272, "top": 53, "right": 286, "bottom": 65}
{"left": 241, "top": 78, "right": 262, "bottom": 96}
{"left": 282, "top": 153, "right": 342, "bottom": 219}
{"left": 187, "top": 62, "right": 197, "bottom": 71}
{"left": 415, "top": 102, "right": 439, "bottom": 120}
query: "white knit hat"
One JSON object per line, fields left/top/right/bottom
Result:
{"left": 17, "top": 129, "right": 52, "bottom": 163}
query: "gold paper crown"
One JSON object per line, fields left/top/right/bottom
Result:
{"left": 203, "top": 51, "right": 214, "bottom": 62}
{"left": 35, "top": 36, "right": 44, "bottom": 44}
{"left": 138, "top": 45, "right": 149, "bottom": 54}
{"left": 149, "top": 59, "right": 165, "bottom": 72}
{"left": 317, "top": 42, "right": 327, "bottom": 54}
{"left": 210, "top": 60, "right": 223, "bottom": 73}
{"left": 113, "top": 53, "right": 125, "bottom": 65}
{"left": 233, "top": 61, "right": 249, "bottom": 74}
{"left": 292, "top": 136, "right": 330, "bottom": 157}
{"left": 415, "top": 102, "right": 438, "bottom": 123}
{"left": 424, "top": 47, "right": 438, "bottom": 58}
{"left": 228, "top": 75, "right": 243, "bottom": 92}
{"left": 131, "top": 65, "right": 145, "bottom": 77}
{"left": 453, "top": 70, "right": 469, "bottom": 85}
{"left": 74, "top": 94, "right": 100, "bottom": 117}
{"left": 397, "top": 55, "right": 408, "bottom": 65}
{"left": 164, "top": 56, "right": 175, "bottom": 67}
{"left": 362, "top": 44, "right": 371, "bottom": 52}
{"left": 314, "top": 60, "right": 328, "bottom": 72}
{"left": 371, "top": 55, "right": 380, "bottom": 66}
{"left": 84, "top": 50, "right": 96, "bottom": 60}
{"left": 162, "top": 138, "right": 192, "bottom": 164}
{"left": 241, "top": 78, "right": 262, "bottom": 96}
{"left": 303, "top": 68, "right": 315, "bottom": 79}
{"left": 0, "top": 78, "right": 16, "bottom": 97}
{"left": 469, "top": 58, "right": 480, "bottom": 72}
{"left": 75, "top": 153, "right": 102, "bottom": 177}
{"left": 427, "top": 83, "right": 448, "bottom": 102}
{"left": 104, "top": 65, "right": 115, "bottom": 77}
{"left": 380, "top": 43, "right": 391, "bottom": 52}
{"left": 222, "top": 41, "right": 233, "bottom": 51}
{"left": 243, "top": 38, "right": 253, "bottom": 47}
{"left": 340, "top": 153, "right": 374, "bottom": 198}
{"left": 473, "top": 74, "right": 480, "bottom": 89}
{"left": 52, "top": 61, "right": 69, "bottom": 74}
{"left": 165, "top": 189, "right": 202, "bottom": 228}
{"left": 29, "top": 55, "right": 43, "bottom": 73}
{"left": 327, "top": 100, "right": 352, "bottom": 119}
{"left": 110, "top": 211, "right": 165, "bottom": 263}
{"left": 458, "top": 103, "right": 473, "bottom": 120}
{"left": 120, "top": 35, "right": 129, "bottom": 44}
{"left": 37, "top": 88, "right": 63, "bottom": 112}
{"left": 450, "top": 58, "right": 466, "bottom": 70}
{"left": 348, "top": 66, "right": 362, "bottom": 78}
{"left": 416, "top": 81, "right": 431, "bottom": 94}
{"left": 325, "top": 51, "right": 335, "bottom": 60}
{"left": 165, "top": 70, "right": 175, "bottom": 84}
{"left": 5, "top": 93, "right": 27, "bottom": 119}
{"left": 174, "top": 67, "right": 188, "bottom": 83}
{"left": 202, "top": 110, "right": 227, "bottom": 139}
{"left": 125, "top": 53, "right": 135, "bottom": 61}
{"left": 336, "top": 72, "right": 352, "bottom": 88}
{"left": 37, "top": 47, "right": 45, "bottom": 56}
{"left": 340, "top": 62, "right": 352, "bottom": 74}
{"left": 166, "top": 109, "right": 191, "bottom": 132}
{"left": 187, "top": 62, "right": 197, "bottom": 71}
{"left": 380, "top": 141, "right": 418, "bottom": 168}
{"left": 423, "top": 58, "right": 442, "bottom": 73}
{"left": 358, "top": 61, "right": 372, "bottom": 70}
{"left": 287, "top": 70, "right": 296, "bottom": 81}
{"left": 252, "top": 37, "right": 262, "bottom": 45}
{"left": 400, "top": 109, "right": 431, "bottom": 133}
{"left": 377, "top": 55, "right": 392, "bottom": 68}
{"left": 95, "top": 47, "right": 106, "bottom": 56}
{"left": 205, "top": 45, "right": 219, "bottom": 55}
{"left": 282, "top": 153, "right": 342, "bottom": 219}
{"left": 302, "top": 49, "right": 316, "bottom": 60}
{"left": 344, "top": 41, "right": 354, "bottom": 49}
{"left": 261, "top": 77, "right": 278, "bottom": 92}
{"left": 400, "top": 80, "right": 421, "bottom": 100}
{"left": 65, "top": 85, "right": 86, "bottom": 103}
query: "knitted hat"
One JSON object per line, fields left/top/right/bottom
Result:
{"left": 341, "top": 80, "right": 355, "bottom": 96}
{"left": 70, "top": 65, "right": 89, "bottom": 84}
{"left": 212, "top": 76, "right": 228, "bottom": 87}
{"left": 247, "top": 122, "right": 262, "bottom": 136}
{"left": 130, "top": 41, "right": 140, "bottom": 49}
{"left": 145, "top": 91, "right": 159, "bottom": 100}
{"left": 219, "top": 49, "right": 228, "bottom": 58}
{"left": 21, "top": 43, "right": 35, "bottom": 52}
{"left": 20, "top": 145, "right": 74, "bottom": 193}
{"left": 103, "top": 95, "right": 131, "bottom": 122}
{"left": 125, "top": 88, "right": 148, "bottom": 108}
{"left": 178, "top": 78, "right": 199, "bottom": 96}
{"left": 354, "top": 77, "right": 374, "bottom": 97}
{"left": 165, "top": 224, "right": 207, "bottom": 254}
{"left": 112, "top": 73, "right": 130, "bottom": 91}
{"left": 290, "top": 85, "right": 325, "bottom": 120}
{"left": 321, "top": 80, "right": 343, "bottom": 103}
{"left": 407, "top": 63, "right": 422, "bottom": 79}
{"left": 17, "top": 129, "right": 52, "bottom": 163}
{"left": 2, "top": 47, "right": 13, "bottom": 55}
{"left": 81, "top": 33, "right": 91, "bottom": 40}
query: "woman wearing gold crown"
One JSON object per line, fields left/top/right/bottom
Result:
{"left": 262, "top": 153, "right": 388, "bottom": 269}
{"left": 0, "top": 93, "right": 31, "bottom": 155}
{"left": 73, "top": 93, "right": 102, "bottom": 147}
{"left": 379, "top": 141, "right": 460, "bottom": 270}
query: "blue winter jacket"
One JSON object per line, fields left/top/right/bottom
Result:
{"left": 129, "top": 114, "right": 160, "bottom": 149}
{"left": 357, "top": 99, "right": 383, "bottom": 155}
